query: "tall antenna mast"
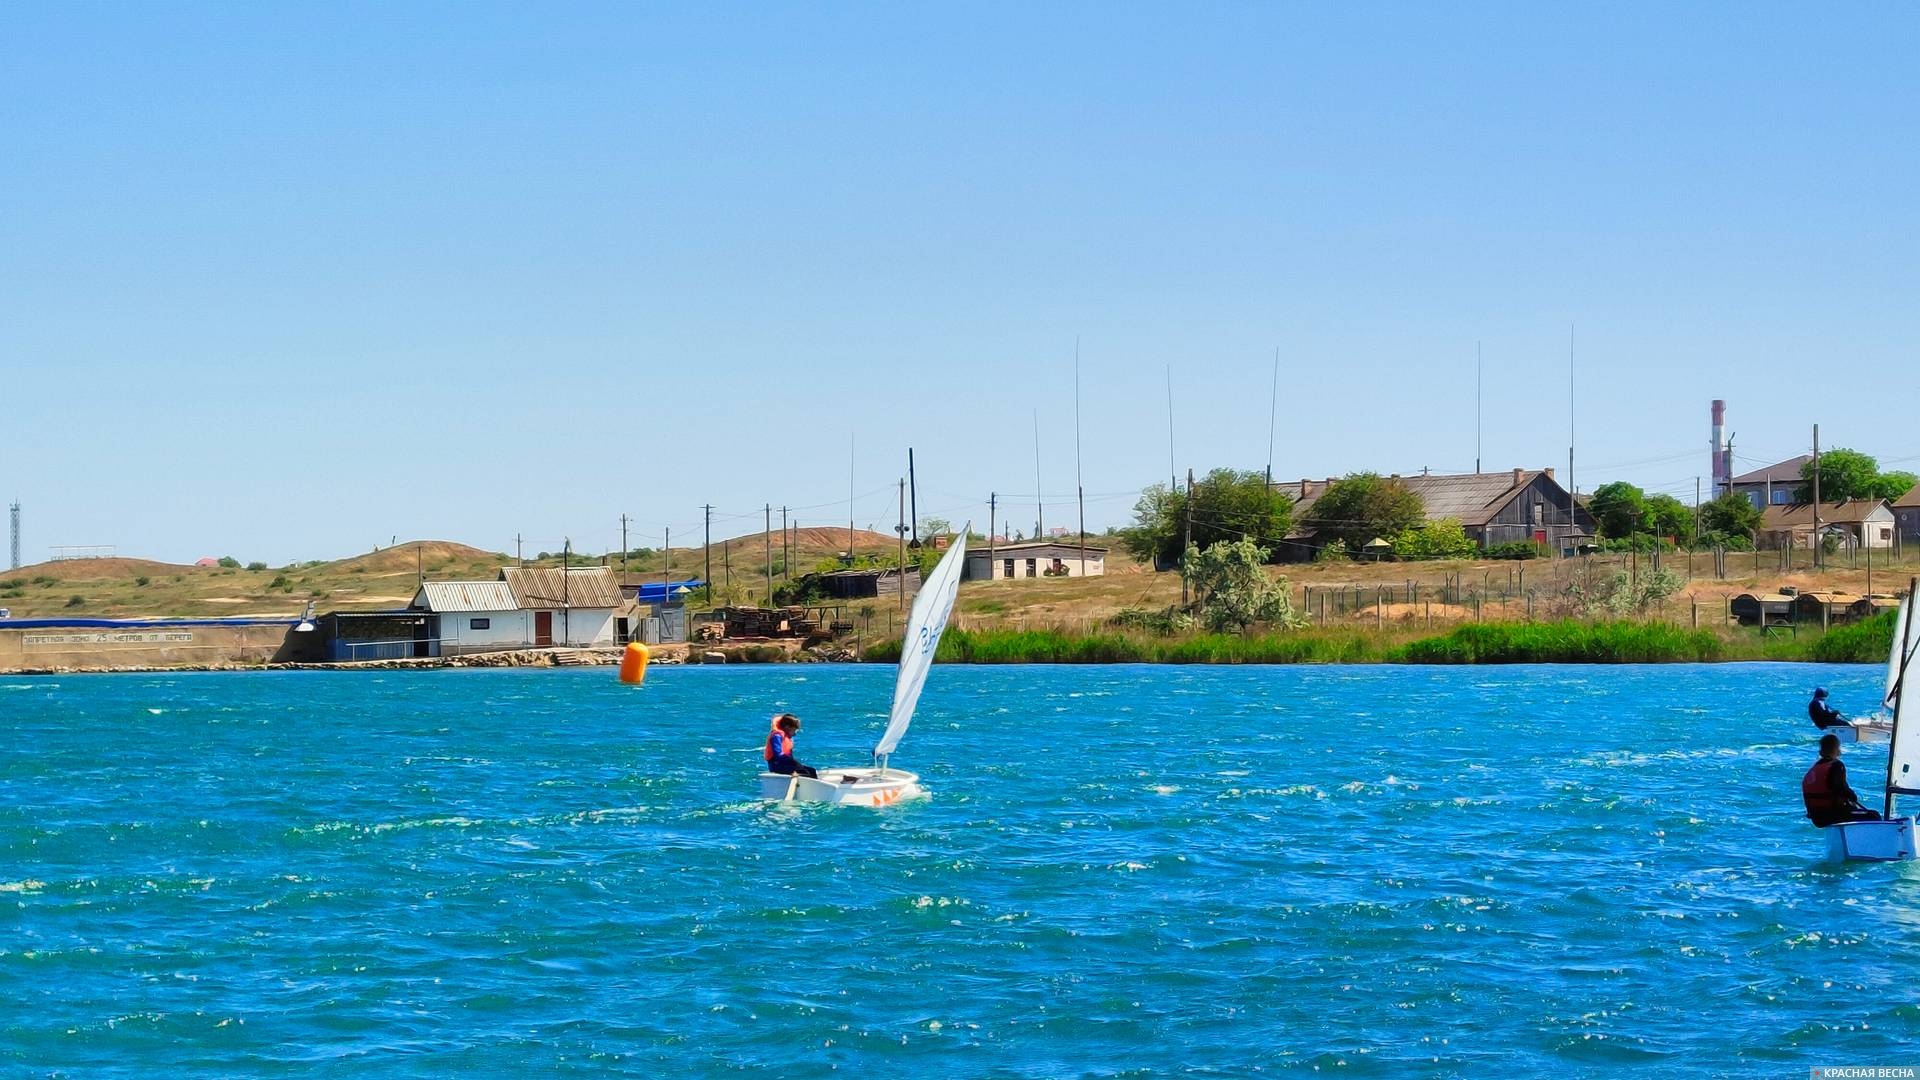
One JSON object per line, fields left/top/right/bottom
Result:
{"left": 1166, "top": 365, "right": 1176, "bottom": 492}
{"left": 1475, "top": 341, "right": 1482, "bottom": 475}
{"left": 1075, "top": 337, "right": 1087, "bottom": 576}
{"left": 1265, "top": 345, "right": 1279, "bottom": 489}
{"left": 1567, "top": 324, "right": 1576, "bottom": 552}
{"left": 1033, "top": 409, "right": 1043, "bottom": 541}
{"left": 847, "top": 433, "right": 856, "bottom": 563}
{"left": 7, "top": 501, "right": 18, "bottom": 571}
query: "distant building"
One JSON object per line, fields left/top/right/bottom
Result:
{"left": 499, "top": 566, "right": 623, "bottom": 647}
{"left": 1729, "top": 455, "right": 1811, "bottom": 510}
{"left": 1758, "top": 500, "right": 1895, "bottom": 550}
{"left": 409, "top": 581, "right": 526, "bottom": 655}
{"left": 1895, "top": 483, "right": 1920, "bottom": 547}
{"left": 1278, "top": 468, "right": 1595, "bottom": 560}
{"left": 966, "top": 541, "right": 1107, "bottom": 581}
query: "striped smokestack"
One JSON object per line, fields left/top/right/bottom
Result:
{"left": 1710, "top": 399, "right": 1727, "bottom": 495}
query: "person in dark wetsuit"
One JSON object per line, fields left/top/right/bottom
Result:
{"left": 1808, "top": 687, "right": 1848, "bottom": 730}
{"left": 1803, "top": 733, "right": 1882, "bottom": 827}
{"left": 764, "top": 713, "right": 818, "bottom": 779}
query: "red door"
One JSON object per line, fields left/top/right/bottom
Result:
{"left": 534, "top": 610, "right": 553, "bottom": 647}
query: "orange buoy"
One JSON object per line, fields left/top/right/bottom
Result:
{"left": 618, "top": 641, "right": 649, "bottom": 684}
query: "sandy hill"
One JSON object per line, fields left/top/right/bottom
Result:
{"left": 322, "top": 541, "right": 509, "bottom": 577}
{"left": 2, "top": 557, "right": 198, "bottom": 582}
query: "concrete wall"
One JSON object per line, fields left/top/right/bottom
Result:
{"left": 438, "top": 610, "right": 534, "bottom": 654}
{"left": 967, "top": 549, "right": 1106, "bottom": 580}
{"left": 0, "top": 622, "right": 298, "bottom": 671}
{"left": 538, "top": 607, "right": 616, "bottom": 647}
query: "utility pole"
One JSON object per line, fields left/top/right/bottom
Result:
{"left": 988, "top": 492, "right": 997, "bottom": 578}
{"left": 897, "top": 478, "right": 908, "bottom": 613}
{"left": 1475, "top": 341, "right": 1482, "bottom": 475}
{"left": 663, "top": 526, "right": 671, "bottom": 604}
{"left": 764, "top": 504, "right": 773, "bottom": 605}
{"left": 516, "top": 533, "right": 523, "bottom": 569}
{"left": 1692, "top": 477, "right": 1700, "bottom": 582}
{"left": 908, "top": 449, "right": 919, "bottom": 547}
{"left": 703, "top": 505, "right": 712, "bottom": 597}
{"left": 1033, "top": 410, "right": 1044, "bottom": 541}
{"left": 780, "top": 506, "right": 789, "bottom": 580}
{"left": 417, "top": 542, "right": 424, "bottom": 589}
{"left": 1181, "top": 467, "right": 1194, "bottom": 606}
{"left": 621, "top": 514, "right": 630, "bottom": 576}
{"left": 1812, "top": 423, "right": 1822, "bottom": 568}
{"left": 562, "top": 538, "right": 572, "bottom": 645}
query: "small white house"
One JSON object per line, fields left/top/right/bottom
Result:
{"left": 410, "top": 581, "right": 529, "bottom": 655}
{"left": 500, "top": 566, "right": 622, "bottom": 646}
{"left": 1759, "top": 500, "right": 1897, "bottom": 550}
{"left": 965, "top": 541, "right": 1107, "bottom": 581}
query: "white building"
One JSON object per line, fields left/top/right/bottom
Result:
{"left": 500, "top": 566, "right": 622, "bottom": 646}
{"left": 1758, "top": 500, "right": 1897, "bottom": 550}
{"left": 965, "top": 541, "right": 1107, "bottom": 581}
{"left": 410, "top": 581, "right": 529, "bottom": 655}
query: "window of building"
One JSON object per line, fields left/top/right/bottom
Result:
{"left": 1772, "top": 489, "right": 1790, "bottom": 505}
{"left": 1025, "top": 559, "right": 1037, "bottom": 577}
{"left": 1003, "top": 559, "right": 1014, "bottom": 578}
{"left": 1882, "top": 528, "right": 1893, "bottom": 542}
{"left": 470, "top": 618, "right": 491, "bottom": 630}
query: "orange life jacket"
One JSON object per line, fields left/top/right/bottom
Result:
{"left": 764, "top": 722, "right": 793, "bottom": 763}
{"left": 1803, "top": 758, "right": 1842, "bottom": 819}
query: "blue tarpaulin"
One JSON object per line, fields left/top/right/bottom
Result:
{"left": 629, "top": 580, "right": 705, "bottom": 604}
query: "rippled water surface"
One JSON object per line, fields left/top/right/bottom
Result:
{"left": 3, "top": 663, "right": 1917, "bottom": 1075}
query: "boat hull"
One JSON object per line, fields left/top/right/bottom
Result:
{"left": 1827, "top": 719, "right": 1892, "bottom": 744}
{"left": 757, "top": 767, "right": 926, "bottom": 807}
{"left": 1824, "top": 816, "right": 1916, "bottom": 862}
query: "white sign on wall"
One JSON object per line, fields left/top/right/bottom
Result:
{"left": 22, "top": 632, "right": 195, "bottom": 646}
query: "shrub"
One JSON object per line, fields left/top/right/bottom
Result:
{"left": 1810, "top": 609, "right": 1898, "bottom": 664}
{"left": 246, "top": 561, "right": 268, "bottom": 572}
{"left": 1108, "top": 605, "right": 1196, "bottom": 635}
{"left": 1389, "top": 620, "right": 1723, "bottom": 663}
{"left": 268, "top": 574, "right": 291, "bottom": 590}
{"left": 1483, "top": 542, "right": 1541, "bottom": 560}
{"left": 217, "top": 556, "right": 241, "bottom": 569}
{"left": 0, "top": 578, "right": 23, "bottom": 589}
{"left": 65, "top": 595, "right": 85, "bottom": 608}
{"left": 134, "top": 575, "right": 150, "bottom": 587}
{"left": 32, "top": 575, "right": 57, "bottom": 586}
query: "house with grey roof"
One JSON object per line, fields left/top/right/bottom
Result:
{"left": 1896, "top": 483, "right": 1920, "bottom": 546}
{"left": 408, "top": 581, "right": 528, "bottom": 655}
{"left": 1759, "top": 499, "right": 1896, "bottom": 550}
{"left": 1277, "top": 467, "right": 1595, "bottom": 560}
{"left": 1729, "top": 455, "right": 1811, "bottom": 511}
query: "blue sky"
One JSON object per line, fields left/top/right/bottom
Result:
{"left": 3, "top": 4, "right": 1916, "bottom": 564}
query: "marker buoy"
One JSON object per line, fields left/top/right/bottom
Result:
{"left": 618, "top": 641, "right": 649, "bottom": 684}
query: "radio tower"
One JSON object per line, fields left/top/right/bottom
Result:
{"left": 8, "top": 502, "right": 18, "bottom": 570}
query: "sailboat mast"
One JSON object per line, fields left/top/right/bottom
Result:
{"left": 1886, "top": 577, "right": 1920, "bottom": 819}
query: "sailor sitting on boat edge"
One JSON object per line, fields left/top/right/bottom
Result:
{"left": 1803, "top": 733, "right": 1881, "bottom": 828}
{"left": 1808, "top": 687, "right": 1848, "bottom": 730}
{"left": 765, "top": 714, "right": 818, "bottom": 779}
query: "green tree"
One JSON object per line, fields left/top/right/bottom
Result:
{"left": 1390, "top": 518, "right": 1477, "bottom": 561}
{"left": 1799, "top": 448, "right": 1881, "bottom": 503}
{"left": 1588, "top": 481, "right": 1647, "bottom": 540}
{"left": 1124, "top": 468, "right": 1295, "bottom": 566}
{"left": 1302, "top": 473, "right": 1424, "bottom": 551}
{"left": 1643, "top": 494, "right": 1694, "bottom": 541}
{"left": 216, "top": 556, "right": 241, "bottom": 569}
{"left": 1180, "top": 539, "right": 1303, "bottom": 633}
{"left": 1697, "top": 491, "right": 1762, "bottom": 543}
{"left": 1874, "top": 471, "right": 1919, "bottom": 502}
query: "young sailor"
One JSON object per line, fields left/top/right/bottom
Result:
{"left": 1803, "top": 733, "right": 1882, "bottom": 828}
{"left": 1808, "top": 687, "right": 1848, "bottom": 730}
{"left": 764, "top": 713, "right": 818, "bottom": 779}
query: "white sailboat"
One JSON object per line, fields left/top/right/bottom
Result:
{"left": 1824, "top": 577, "right": 1920, "bottom": 861}
{"left": 1828, "top": 594, "right": 1908, "bottom": 744}
{"left": 757, "top": 525, "right": 969, "bottom": 807}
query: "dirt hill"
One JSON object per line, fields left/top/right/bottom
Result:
{"left": 1, "top": 557, "right": 199, "bottom": 582}
{"left": 322, "top": 541, "right": 509, "bottom": 577}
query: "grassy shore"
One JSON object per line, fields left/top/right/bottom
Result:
{"left": 865, "top": 614, "right": 1898, "bottom": 665}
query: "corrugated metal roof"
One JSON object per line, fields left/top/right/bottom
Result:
{"left": 1279, "top": 469, "right": 1568, "bottom": 536}
{"left": 1894, "top": 483, "right": 1920, "bottom": 509}
{"left": 1760, "top": 500, "right": 1891, "bottom": 529}
{"left": 412, "top": 581, "right": 519, "bottom": 612}
{"left": 968, "top": 542, "right": 1109, "bottom": 557}
{"left": 1730, "top": 455, "right": 1812, "bottom": 485}
{"left": 500, "top": 567, "right": 624, "bottom": 609}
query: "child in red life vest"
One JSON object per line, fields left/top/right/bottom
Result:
{"left": 764, "top": 713, "right": 817, "bottom": 779}
{"left": 1803, "top": 733, "right": 1881, "bottom": 828}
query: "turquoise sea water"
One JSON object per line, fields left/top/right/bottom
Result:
{"left": 2, "top": 664, "right": 1916, "bottom": 1076}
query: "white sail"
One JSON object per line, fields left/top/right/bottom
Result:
{"left": 874, "top": 527, "right": 969, "bottom": 759}
{"left": 1886, "top": 596, "right": 1914, "bottom": 712}
{"left": 1889, "top": 583, "right": 1920, "bottom": 800}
